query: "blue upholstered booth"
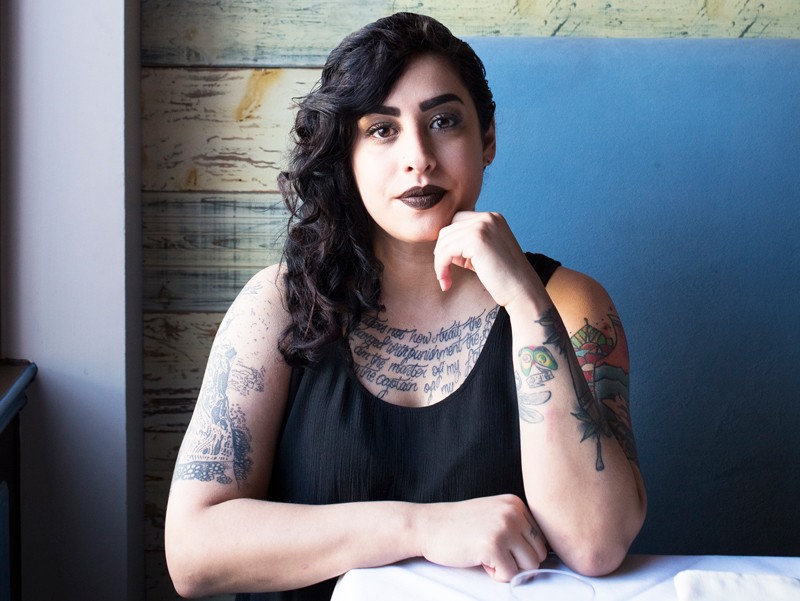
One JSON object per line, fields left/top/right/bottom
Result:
{"left": 468, "top": 38, "right": 800, "bottom": 556}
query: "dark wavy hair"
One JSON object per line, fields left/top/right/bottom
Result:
{"left": 278, "top": 12, "right": 496, "bottom": 365}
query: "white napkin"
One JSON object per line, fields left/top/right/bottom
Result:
{"left": 674, "top": 569, "right": 800, "bottom": 601}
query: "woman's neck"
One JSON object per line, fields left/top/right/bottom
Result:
{"left": 374, "top": 238, "right": 488, "bottom": 322}
{"left": 377, "top": 241, "right": 440, "bottom": 295}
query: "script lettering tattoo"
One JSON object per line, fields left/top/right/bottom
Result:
{"left": 173, "top": 342, "right": 255, "bottom": 485}
{"left": 351, "top": 307, "right": 498, "bottom": 402}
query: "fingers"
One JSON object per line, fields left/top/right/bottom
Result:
{"left": 490, "top": 549, "right": 524, "bottom": 582}
{"left": 484, "top": 499, "right": 547, "bottom": 582}
{"left": 437, "top": 265, "right": 452, "bottom": 292}
{"left": 433, "top": 215, "right": 476, "bottom": 291}
{"left": 433, "top": 212, "right": 485, "bottom": 279}
{"left": 523, "top": 520, "right": 549, "bottom": 564}
{"left": 517, "top": 504, "right": 548, "bottom": 561}
{"left": 422, "top": 495, "right": 548, "bottom": 583}
{"left": 433, "top": 211, "right": 530, "bottom": 302}
{"left": 483, "top": 539, "right": 543, "bottom": 582}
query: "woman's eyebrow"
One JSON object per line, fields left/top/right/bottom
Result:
{"left": 419, "top": 93, "right": 464, "bottom": 111}
{"left": 370, "top": 93, "right": 465, "bottom": 117}
{"left": 372, "top": 106, "right": 401, "bottom": 117}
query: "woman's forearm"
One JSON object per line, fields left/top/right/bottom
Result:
{"left": 166, "top": 496, "right": 421, "bottom": 598}
{"left": 520, "top": 409, "right": 645, "bottom": 575}
{"left": 506, "top": 294, "right": 646, "bottom": 576}
{"left": 166, "top": 489, "right": 554, "bottom": 597}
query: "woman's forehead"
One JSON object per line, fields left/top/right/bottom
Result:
{"left": 380, "top": 53, "right": 470, "bottom": 108}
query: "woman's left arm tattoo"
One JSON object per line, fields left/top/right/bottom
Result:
{"left": 517, "top": 308, "right": 636, "bottom": 472}
{"left": 571, "top": 313, "right": 638, "bottom": 468}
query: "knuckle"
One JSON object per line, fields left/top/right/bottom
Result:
{"left": 486, "top": 211, "right": 506, "bottom": 226}
{"left": 494, "top": 564, "right": 515, "bottom": 583}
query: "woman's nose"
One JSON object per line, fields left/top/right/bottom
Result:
{"left": 401, "top": 131, "right": 436, "bottom": 174}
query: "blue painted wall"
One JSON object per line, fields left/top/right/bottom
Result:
{"left": 471, "top": 38, "right": 800, "bottom": 556}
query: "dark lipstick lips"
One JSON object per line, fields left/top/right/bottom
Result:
{"left": 398, "top": 185, "right": 446, "bottom": 210}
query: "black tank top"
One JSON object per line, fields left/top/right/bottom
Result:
{"left": 237, "top": 253, "right": 561, "bottom": 601}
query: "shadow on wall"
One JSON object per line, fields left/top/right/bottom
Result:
{"left": 471, "top": 37, "right": 800, "bottom": 556}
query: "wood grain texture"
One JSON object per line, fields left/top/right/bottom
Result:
{"left": 143, "top": 193, "right": 287, "bottom": 311}
{"left": 143, "top": 311, "right": 224, "bottom": 394}
{"left": 141, "top": 68, "right": 320, "bottom": 192}
{"left": 141, "top": 0, "right": 389, "bottom": 66}
{"left": 142, "top": 0, "right": 800, "bottom": 67}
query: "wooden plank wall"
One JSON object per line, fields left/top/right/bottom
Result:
{"left": 140, "top": 2, "right": 800, "bottom": 598}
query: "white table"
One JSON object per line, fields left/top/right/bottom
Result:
{"left": 332, "top": 554, "right": 800, "bottom": 600}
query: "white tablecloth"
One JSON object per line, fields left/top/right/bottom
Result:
{"left": 332, "top": 554, "right": 800, "bottom": 600}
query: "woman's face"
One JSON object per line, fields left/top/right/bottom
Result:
{"left": 351, "top": 53, "right": 496, "bottom": 248}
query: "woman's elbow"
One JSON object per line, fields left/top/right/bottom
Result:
{"left": 565, "top": 539, "right": 630, "bottom": 577}
{"left": 165, "top": 516, "right": 220, "bottom": 599}
{"left": 561, "top": 510, "right": 646, "bottom": 577}
{"left": 166, "top": 537, "right": 208, "bottom": 598}
{"left": 169, "top": 570, "right": 207, "bottom": 600}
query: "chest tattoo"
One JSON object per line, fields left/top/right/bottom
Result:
{"left": 350, "top": 306, "right": 499, "bottom": 403}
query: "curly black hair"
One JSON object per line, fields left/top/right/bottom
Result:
{"left": 278, "top": 12, "right": 496, "bottom": 365}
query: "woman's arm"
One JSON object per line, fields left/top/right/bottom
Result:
{"left": 510, "top": 267, "right": 646, "bottom": 576}
{"left": 434, "top": 211, "right": 646, "bottom": 577}
{"left": 165, "top": 265, "right": 547, "bottom": 597}
{"left": 164, "top": 266, "right": 422, "bottom": 596}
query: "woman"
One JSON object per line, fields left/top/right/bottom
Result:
{"left": 165, "top": 12, "right": 646, "bottom": 600}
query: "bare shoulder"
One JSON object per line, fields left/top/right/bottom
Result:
{"left": 215, "top": 263, "right": 290, "bottom": 349}
{"left": 228, "top": 263, "right": 288, "bottom": 321}
{"left": 545, "top": 267, "right": 614, "bottom": 319}
{"left": 546, "top": 266, "right": 629, "bottom": 367}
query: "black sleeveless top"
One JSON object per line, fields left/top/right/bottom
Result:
{"left": 236, "top": 253, "right": 561, "bottom": 601}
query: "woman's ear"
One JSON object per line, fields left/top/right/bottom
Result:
{"left": 482, "top": 118, "right": 497, "bottom": 167}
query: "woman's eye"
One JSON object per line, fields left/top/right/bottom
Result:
{"left": 431, "top": 114, "right": 461, "bottom": 130}
{"left": 366, "top": 123, "right": 395, "bottom": 139}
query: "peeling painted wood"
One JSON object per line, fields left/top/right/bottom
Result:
{"left": 144, "top": 421, "right": 187, "bottom": 594}
{"left": 143, "top": 192, "right": 288, "bottom": 267}
{"left": 141, "top": 0, "right": 389, "bottom": 66}
{"left": 142, "top": 192, "right": 287, "bottom": 310}
{"left": 145, "top": 265, "right": 265, "bottom": 312}
{"left": 143, "top": 311, "right": 224, "bottom": 393}
{"left": 141, "top": 67, "right": 320, "bottom": 192}
{"left": 141, "top": 0, "right": 800, "bottom": 67}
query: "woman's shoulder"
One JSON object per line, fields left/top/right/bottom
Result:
{"left": 547, "top": 265, "right": 606, "bottom": 296}
{"left": 235, "top": 263, "right": 287, "bottom": 309}
{"left": 546, "top": 265, "right": 619, "bottom": 326}
{"left": 246, "top": 262, "right": 285, "bottom": 287}
{"left": 220, "top": 263, "right": 292, "bottom": 348}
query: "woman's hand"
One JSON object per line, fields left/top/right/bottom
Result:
{"left": 417, "top": 494, "right": 548, "bottom": 582}
{"left": 433, "top": 211, "right": 541, "bottom": 308}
